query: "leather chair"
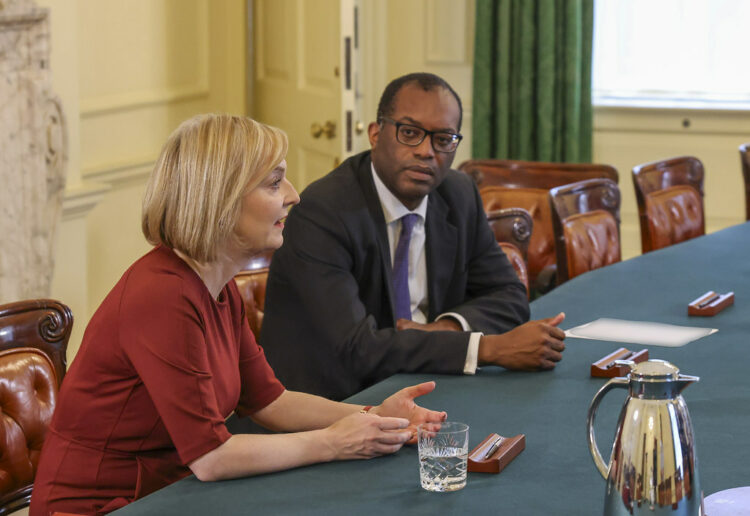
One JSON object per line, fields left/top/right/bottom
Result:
{"left": 460, "top": 159, "right": 618, "bottom": 294}
{"left": 632, "top": 156, "right": 705, "bottom": 253}
{"left": 740, "top": 144, "right": 750, "bottom": 221}
{"left": 234, "top": 251, "right": 273, "bottom": 340}
{"left": 549, "top": 178, "right": 621, "bottom": 284}
{"left": 486, "top": 208, "right": 532, "bottom": 296}
{"left": 0, "top": 299, "right": 73, "bottom": 514}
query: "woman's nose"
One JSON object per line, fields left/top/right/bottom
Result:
{"left": 284, "top": 178, "right": 300, "bottom": 206}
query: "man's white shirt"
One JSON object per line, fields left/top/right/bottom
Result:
{"left": 371, "top": 163, "right": 480, "bottom": 374}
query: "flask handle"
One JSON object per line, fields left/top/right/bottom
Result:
{"left": 586, "top": 377, "right": 629, "bottom": 479}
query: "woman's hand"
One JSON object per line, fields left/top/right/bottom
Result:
{"left": 322, "top": 413, "right": 411, "bottom": 460}
{"left": 371, "top": 381, "right": 447, "bottom": 444}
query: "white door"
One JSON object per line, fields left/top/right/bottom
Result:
{"left": 252, "top": 0, "right": 362, "bottom": 190}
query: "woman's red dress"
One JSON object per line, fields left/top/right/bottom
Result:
{"left": 30, "top": 246, "right": 285, "bottom": 515}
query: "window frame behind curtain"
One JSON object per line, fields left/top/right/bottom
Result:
{"left": 592, "top": 0, "right": 750, "bottom": 111}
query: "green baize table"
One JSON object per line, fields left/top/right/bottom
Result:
{"left": 116, "top": 223, "right": 750, "bottom": 515}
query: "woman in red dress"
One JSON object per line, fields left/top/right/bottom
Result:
{"left": 30, "top": 114, "right": 446, "bottom": 515}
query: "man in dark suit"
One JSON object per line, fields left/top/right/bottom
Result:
{"left": 260, "top": 73, "right": 565, "bottom": 400}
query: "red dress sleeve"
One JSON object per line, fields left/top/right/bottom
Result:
{"left": 118, "top": 273, "right": 234, "bottom": 465}
{"left": 235, "top": 311, "right": 285, "bottom": 417}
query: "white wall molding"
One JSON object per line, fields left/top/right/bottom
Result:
{"left": 61, "top": 181, "right": 110, "bottom": 221}
{"left": 79, "top": 0, "right": 210, "bottom": 118}
{"left": 594, "top": 106, "right": 750, "bottom": 136}
{"left": 80, "top": 84, "right": 210, "bottom": 117}
{"left": 82, "top": 157, "right": 154, "bottom": 187}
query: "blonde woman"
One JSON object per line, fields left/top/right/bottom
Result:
{"left": 31, "top": 114, "right": 446, "bottom": 515}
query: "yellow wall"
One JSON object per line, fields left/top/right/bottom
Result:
{"left": 43, "top": 0, "right": 247, "bottom": 360}
{"left": 40, "top": 0, "right": 747, "bottom": 361}
{"left": 367, "top": 0, "right": 747, "bottom": 260}
{"left": 593, "top": 108, "right": 748, "bottom": 259}
{"left": 359, "top": 0, "right": 476, "bottom": 167}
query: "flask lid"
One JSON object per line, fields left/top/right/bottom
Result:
{"left": 629, "top": 359, "right": 680, "bottom": 381}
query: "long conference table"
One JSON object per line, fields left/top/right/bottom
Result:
{"left": 116, "top": 223, "right": 750, "bottom": 515}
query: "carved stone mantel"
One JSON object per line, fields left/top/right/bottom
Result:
{"left": 0, "top": 0, "right": 67, "bottom": 302}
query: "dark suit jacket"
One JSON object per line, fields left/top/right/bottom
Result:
{"left": 260, "top": 151, "right": 529, "bottom": 400}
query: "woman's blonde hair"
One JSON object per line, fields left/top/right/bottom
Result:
{"left": 142, "top": 114, "right": 288, "bottom": 262}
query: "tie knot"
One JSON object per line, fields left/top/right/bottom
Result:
{"left": 400, "top": 213, "right": 419, "bottom": 236}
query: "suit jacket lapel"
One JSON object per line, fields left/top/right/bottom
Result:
{"left": 354, "top": 154, "right": 398, "bottom": 322}
{"left": 425, "top": 190, "right": 458, "bottom": 320}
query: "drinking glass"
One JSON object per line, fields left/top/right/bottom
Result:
{"left": 417, "top": 421, "right": 469, "bottom": 492}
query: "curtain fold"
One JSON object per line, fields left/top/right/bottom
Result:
{"left": 472, "top": 0, "right": 593, "bottom": 162}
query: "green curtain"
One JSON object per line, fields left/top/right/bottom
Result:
{"left": 472, "top": 0, "right": 593, "bottom": 162}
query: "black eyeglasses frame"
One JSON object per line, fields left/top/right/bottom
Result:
{"left": 379, "top": 117, "right": 463, "bottom": 153}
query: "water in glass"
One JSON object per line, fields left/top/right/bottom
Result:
{"left": 418, "top": 422, "right": 469, "bottom": 492}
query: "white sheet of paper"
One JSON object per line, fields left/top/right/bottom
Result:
{"left": 564, "top": 318, "right": 717, "bottom": 347}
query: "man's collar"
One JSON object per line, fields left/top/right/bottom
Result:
{"left": 370, "top": 162, "right": 428, "bottom": 224}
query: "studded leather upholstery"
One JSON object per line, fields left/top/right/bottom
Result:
{"left": 632, "top": 156, "right": 705, "bottom": 253}
{"left": 481, "top": 187, "right": 553, "bottom": 290}
{"left": 644, "top": 186, "right": 703, "bottom": 251}
{"left": 561, "top": 211, "right": 621, "bottom": 281}
{"left": 234, "top": 251, "right": 273, "bottom": 340}
{"left": 0, "top": 348, "right": 57, "bottom": 512}
{"left": 461, "top": 159, "right": 618, "bottom": 293}
{"left": 549, "top": 178, "right": 621, "bottom": 284}
{"left": 0, "top": 299, "right": 72, "bottom": 514}
{"left": 234, "top": 269, "right": 269, "bottom": 340}
{"left": 486, "top": 208, "right": 533, "bottom": 297}
{"left": 498, "top": 242, "right": 529, "bottom": 295}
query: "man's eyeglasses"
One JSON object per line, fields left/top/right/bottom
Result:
{"left": 379, "top": 117, "right": 462, "bottom": 153}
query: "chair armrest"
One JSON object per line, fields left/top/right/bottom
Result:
{"left": 533, "top": 264, "right": 557, "bottom": 296}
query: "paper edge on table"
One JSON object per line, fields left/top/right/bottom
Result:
{"left": 564, "top": 318, "right": 718, "bottom": 347}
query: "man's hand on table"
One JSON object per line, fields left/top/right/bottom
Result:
{"left": 478, "top": 312, "right": 566, "bottom": 370}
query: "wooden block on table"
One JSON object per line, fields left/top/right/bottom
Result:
{"left": 468, "top": 433, "right": 525, "bottom": 474}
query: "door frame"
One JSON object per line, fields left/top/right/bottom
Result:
{"left": 246, "top": 0, "right": 387, "bottom": 141}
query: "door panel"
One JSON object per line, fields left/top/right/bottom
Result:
{"left": 254, "top": 0, "right": 354, "bottom": 189}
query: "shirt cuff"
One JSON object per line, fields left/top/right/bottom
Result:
{"left": 463, "top": 332, "right": 482, "bottom": 375}
{"left": 437, "top": 312, "right": 472, "bottom": 331}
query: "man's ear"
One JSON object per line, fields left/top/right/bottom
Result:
{"left": 368, "top": 121, "right": 381, "bottom": 149}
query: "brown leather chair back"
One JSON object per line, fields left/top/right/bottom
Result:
{"left": 0, "top": 300, "right": 72, "bottom": 389}
{"left": 480, "top": 186, "right": 553, "bottom": 289}
{"left": 549, "top": 178, "right": 621, "bottom": 284}
{"left": 644, "top": 186, "right": 703, "bottom": 252}
{"left": 462, "top": 159, "right": 618, "bottom": 293}
{"left": 486, "top": 208, "right": 532, "bottom": 296}
{"left": 234, "top": 251, "right": 273, "bottom": 340}
{"left": 460, "top": 159, "right": 618, "bottom": 190}
{"left": 632, "top": 156, "right": 705, "bottom": 253}
{"left": 497, "top": 243, "right": 528, "bottom": 296}
{"left": 0, "top": 299, "right": 73, "bottom": 514}
{"left": 740, "top": 144, "right": 750, "bottom": 221}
